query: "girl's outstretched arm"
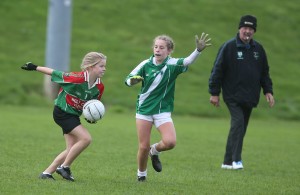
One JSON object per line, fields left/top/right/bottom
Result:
{"left": 21, "top": 62, "right": 54, "bottom": 75}
{"left": 183, "top": 33, "right": 212, "bottom": 66}
{"left": 36, "top": 66, "right": 54, "bottom": 75}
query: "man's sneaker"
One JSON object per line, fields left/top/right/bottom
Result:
{"left": 149, "top": 150, "right": 162, "bottom": 172}
{"left": 39, "top": 173, "right": 55, "bottom": 180}
{"left": 56, "top": 166, "right": 75, "bottom": 181}
{"left": 221, "top": 164, "right": 233, "bottom": 169}
{"left": 137, "top": 176, "right": 146, "bottom": 182}
{"left": 232, "top": 161, "right": 244, "bottom": 170}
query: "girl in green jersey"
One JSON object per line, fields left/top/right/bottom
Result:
{"left": 125, "top": 33, "right": 211, "bottom": 181}
{"left": 21, "top": 52, "right": 106, "bottom": 181}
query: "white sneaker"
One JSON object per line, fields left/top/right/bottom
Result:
{"left": 221, "top": 164, "right": 233, "bottom": 169}
{"left": 232, "top": 161, "right": 244, "bottom": 169}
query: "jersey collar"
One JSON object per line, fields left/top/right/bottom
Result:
{"left": 149, "top": 55, "right": 170, "bottom": 67}
{"left": 84, "top": 70, "right": 101, "bottom": 89}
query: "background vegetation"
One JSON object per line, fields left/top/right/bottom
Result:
{"left": 0, "top": 0, "right": 299, "bottom": 120}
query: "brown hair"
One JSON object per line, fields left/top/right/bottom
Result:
{"left": 153, "top": 35, "right": 175, "bottom": 51}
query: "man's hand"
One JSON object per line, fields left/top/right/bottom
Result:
{"left": 210, "top": 96, "right": 220, "bottom": 107}
{"left": 196, "top": 32, "right": 212, "bottom": 52}
{"left": 130, "top": 75, "right": 144, "bottom": 85}
{"left": 265, "top": 93, "right": 275, "bottom": 107}
{"left": 21, "top": 62, "right": 37, "bottom": 71}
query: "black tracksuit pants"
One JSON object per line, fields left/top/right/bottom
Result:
{"left": 223, "top": 102, "right": 253, "bottom": 164}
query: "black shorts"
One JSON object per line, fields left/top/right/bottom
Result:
{"left": 53, "top": 106, "right": 81, "bottom": 134}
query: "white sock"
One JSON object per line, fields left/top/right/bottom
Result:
{"left": 42, "top": 172, "right": 51, "bottom": 175}
{"left": 137, "top": 169, "right": 147, "bottom": 177}
{"left": 150, "top": 143, "right": 160, "bottom": 155}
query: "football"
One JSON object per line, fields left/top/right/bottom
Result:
{"left": 82, "top": 99, "right": 105, "bottom": 122}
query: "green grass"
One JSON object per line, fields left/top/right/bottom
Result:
{"left": 1, "top": 105, "right": 299, "bottom": 194}
{"left": 0, "top": 1, "right": 299, "bottom": 194}
{"left": 0, "top": 0, "right": 300, "bottom": 120}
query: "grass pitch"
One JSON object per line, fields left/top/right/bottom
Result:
{"left": 0, "top": 105, "right": 299, "bottom": 194}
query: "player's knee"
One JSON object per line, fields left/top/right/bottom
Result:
{"left": 82, "top": 134, "right": 92, "bottom": 146}
{"left": 165, "top": 140, "right": 176, "bottom": 150}
{"left": 87, "top": 137, "right": 92, "bottom": 145}
{"left": 139, "top": 144, "right": 150, "bottom": 153}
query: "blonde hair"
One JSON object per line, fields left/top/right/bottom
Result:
{"left": 80, "top": 52, "right": 107, "bottom": 70}
{"left": 153, "top": 35, "right": 175, "bottom": 51}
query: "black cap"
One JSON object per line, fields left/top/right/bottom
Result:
{"left": 239, "top": 15, "right": 257, "bottom": 32}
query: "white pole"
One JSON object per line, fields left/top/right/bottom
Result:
{"left": 44, "top": 0, "right": 72, "bottom": 99}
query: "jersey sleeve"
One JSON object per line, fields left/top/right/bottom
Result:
{"left": 168, "top": 58, "right": 188, "bottom": 74}
{"left": 51, "top": 70, "right": 86, "bottom": 84}
{"left": 183, "top": 49, "right": 201, "bottom": 66}
{"left": 51, "top": 70, "right": 64, "bottom": 83}
{"left": 125, "top": 59, "right": 148, "bottom": 86}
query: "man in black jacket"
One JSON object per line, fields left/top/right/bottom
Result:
{"left": 209, "top": 15, "right": 275, "bottom": 170}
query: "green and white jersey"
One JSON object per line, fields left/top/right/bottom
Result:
{"left": 125, "top": 55, "right": 188, "bottom": 115}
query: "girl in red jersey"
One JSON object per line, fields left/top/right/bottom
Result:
{"left": 21, "top": 52, "right": 106, "bottom": 181}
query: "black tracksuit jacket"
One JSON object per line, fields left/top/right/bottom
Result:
{"left": 209, "top": 33, "right": 273, "bottom": 108}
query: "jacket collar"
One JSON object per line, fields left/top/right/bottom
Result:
{"left": 236, "top": 33, "right": 256, "bottom": 48}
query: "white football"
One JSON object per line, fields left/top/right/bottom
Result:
{"left": 82, "top": 100, "right": 105, "bottom": 122}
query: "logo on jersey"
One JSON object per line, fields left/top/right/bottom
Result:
{"left": 153, "top": 70, "right": 163, "bottom": 77}
{"left": 253, "top": 52, "right": 259, "bottom": 60}
{"left": 75, "top": 91, "right": 81, "bottom": 96}
{"left": 66, "top": 94, "right": 85, "bottom": 110}
{"left": 237, "top": 51, "right": 243, "bottom": 60}
{"left": 63, "top": 72, "right": 83, "bottom": 77}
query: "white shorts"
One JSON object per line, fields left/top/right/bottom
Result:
{"left": 136, "top": 112, "right": 173, "bottom": 128}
